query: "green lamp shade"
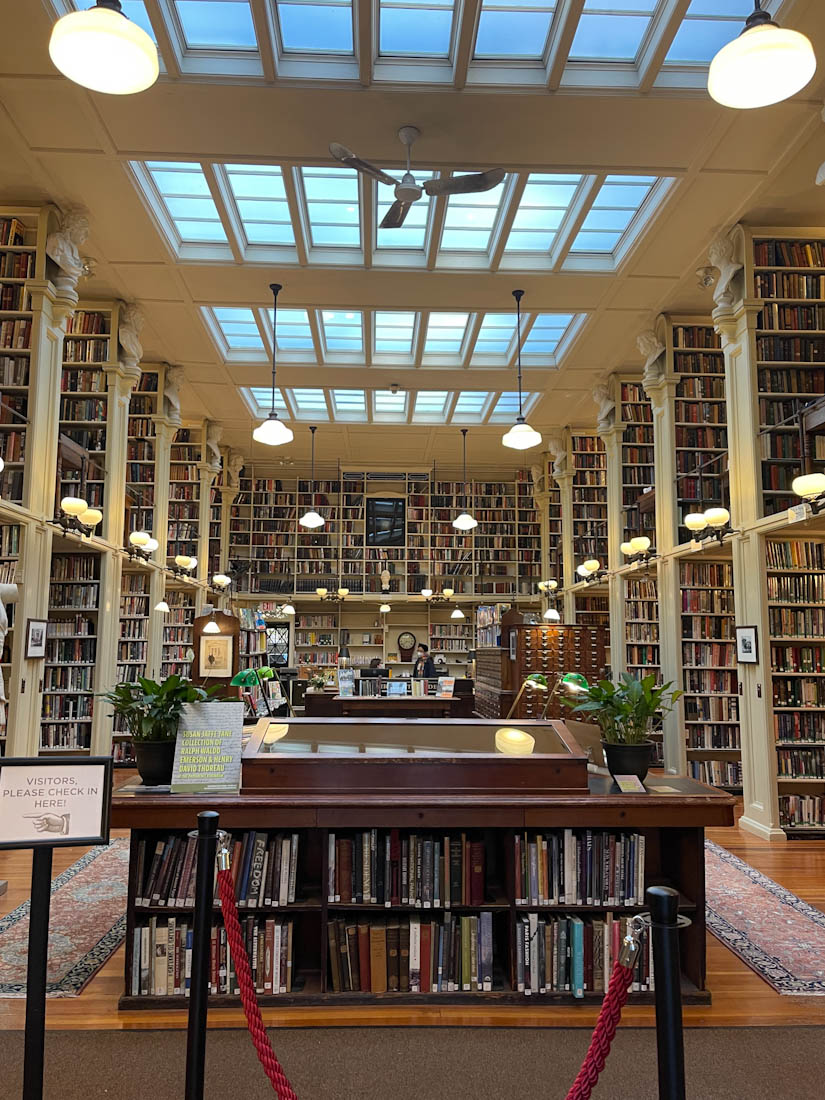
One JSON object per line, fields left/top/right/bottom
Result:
{"left": 230, "top": 668, "right": 259, "bottom": 687}
{"left": 257, "top": 666, "right": 275, "bottom": 681}
{"left": 561, "top": 672, "right": 589, "bottom": 692}
{"left": 526, "top": 673, "right": 548, "bottom": 689}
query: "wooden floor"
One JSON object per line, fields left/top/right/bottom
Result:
{"left": 1, "top": 797, "right": 824, "bottom": 1031}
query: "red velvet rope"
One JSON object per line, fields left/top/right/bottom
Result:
{"left": 564, "top": 960, "right": 636, "bottom": 1100}
{"left": 217, "top": 867, "right": 299, "bottom": 1100}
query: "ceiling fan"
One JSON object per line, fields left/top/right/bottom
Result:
{"left": 329, "top": 125, "right": 506, "bottom": 230}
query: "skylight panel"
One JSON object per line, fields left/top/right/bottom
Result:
{"left": 423, "top": 313, "right": 470, "bottom": 355}
{"left": 379, "top": 0, "right": 455, "bottom": 57}
{"left": 569, "top": 174, "right": 657, "bottom": 253}
{"left": 473, "top": 314, "right": 517, "bottom": 356}
{"left": 302, "top": 167, "right": 360, "bottom": 248}
{"left": 374, "top": 312, "right": 416, "bottom": 354}
{"left": 452, "top": 391, "right": 490, "bottom": 421}
{"left": 569, "top": 0, "right": 658, "bottom": 62}
{"left": 490, "top": 391, "right": 536, "bottom": 420}
{"left": 474, "top": 0, "right": 557, "bottom": 60}
{"left": 249, "top": 386, "right": 288, "bottom": 413}
{"left": 321, "top": 310, "right": 364, "bottom": 352}
{"left": 439, "top": 174, "right": 508, "bottom": 251}
{"left": 412, "top": 391, "right": 450, "bottom": 421}
{"left": 521, "top": 313, "right": 576, "bottom": 355}
{"left": 332, "top": 389, "right": 367, "bottom": 419}
{"left": 665, "top": 0, "right": 751, "bottom": 65}
{"left": 146, "top": 161, "right": 227, "bottom": 243}
{"left": 211, "top": 307, "right": 263, "bottom": 349}
{"left": 503, "top": 173, "right": 583, "bottom": 253}
{"left": 268, "top": 308, "right": 314, "bottom": 350}
{"left": 174, "top": 1, "right": 258, "bottom": 49}
{"left": 225, "top": 165, "right": 293, "bottom": 246}
{"left": 275, "top": 0, "right": 354, "bottom": 53}
{"left": 290, "top": 387, "right": 329, "bottom": 419}
{"left": 375, "top": 172, "right": 436, "bottom": 250}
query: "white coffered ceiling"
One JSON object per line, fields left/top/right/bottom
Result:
{"left": 1, "top": 0, "right": 824, "bottom": 469}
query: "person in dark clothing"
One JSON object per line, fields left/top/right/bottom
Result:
{"left": 412, "top": 643, "right": 436, "bottom": 678}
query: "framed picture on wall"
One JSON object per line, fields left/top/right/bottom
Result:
{"left": 735, "top": 626, "right": 759, "bottom": 664}
{"left": 25, "top": 619, "right": 47, "bottom": 659}
{"left": 199, "top": 634, "right": 233, "bottom": 678}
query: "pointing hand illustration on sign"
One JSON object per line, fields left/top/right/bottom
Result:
{"left": 23, "top": 813, "right": 70, "bottom": 834}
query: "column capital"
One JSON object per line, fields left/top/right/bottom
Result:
{"left": 198, "top": 461, "right": 220, "bottom": 484}
{"left": 104, "top": 362, "right": 142, "bottom": 396}
{"left": 219, "top": 485, "right": 239, "bottom": 507}
{"left": 152, "top": 414, "right": 179, "bottom": 444}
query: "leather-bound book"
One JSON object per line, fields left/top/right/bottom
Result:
{"left": 370, "top": 923, "right": 388, "bottom": 994}
{"left": 357, "top": 921, "right": 371, "bottom": 992}
{"left": 399, "top": 920, "right": 411, "bottom": 992}
{"left": 346, "top": 922, "right": 360, "bottom": 991}
{"left": 387, "top": 918, "right": 400, "bottom": 992}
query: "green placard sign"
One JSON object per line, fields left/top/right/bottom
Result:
{"left": 170, "top": 702, "right": 244, "bottom": 794}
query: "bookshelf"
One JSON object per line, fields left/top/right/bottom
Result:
{"left": 624, "top": 572, "right": 662, "bottom": 766}
{"left": 339, "top": 606, "right": 386, "bottom": 668}
{"left": 475, "top": 604, "right": 511, "bottom": 649}
{"left": 545, "top": 465, "right": 563, "bottom": 591}
{"left": 208, "top": 470, "right": 223, "bottom": 577}
{"left": 767, "top": 538, "right": 825, "bottom": 834}
{"left": 672, "top": 325, "right": 729, "bottom": 545}
{"left": 428, "top": 606, "right": 474, "bottom": 670}
{"left": 113, "top": 568, "right": 151, "bottom": 766}
{"left": 161, "top": 587, "right": 196, "bottom": 679}
{"left": 516, "top": 469, "right": 541, "bottom": 595}
{"left": 125, "top": 367, "right": 161, "bottom": 543}
{"left": 571, "top": 435, "right": 607, "bottom": 567}
{"left": 296, "top": 477, "right": 340, "bottom": 595}
{"left": 229, "top": 468, "right": 253, "bottom": 585}
{"left": 294, "top": 611, "right": 340, "bottom": 669}
{"left": 680, "top": 559, "right": 741, "bottom": 792}
{"left": 432, "top": 479, "right": 475, "bottom": 596}
{"left": 167, "top": 427, "right": 202, "bottom": 570}
{"left": 474, "top": 479, "right": 518, "bottom": 597}
{"left": 752, "top": 236, "right": 825, "bottom": 516}
{"left": 238, "top": 605, "right": 267, "bottom": 669}
{"left": 619, "top": 380, "right": 655, "bottom": 546}
{"left": 406, "top": 473, "right": 430, "bottom": 596}
{"left": 59, "top": 304, "right": 115, "bottom": 514}
{"left": 575, "top": 593, "right": 609, "bottom": 634}
{"left": 250, "top": 476, "right": 295, "bottom": 595}
{"left": 41, "top": 550, "right": 99, "bottom": 755}
{"left": 0, "top": 519, "right": 21, "bottom": 756}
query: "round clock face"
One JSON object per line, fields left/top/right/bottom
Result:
{"left": 398, "top": 631, "right": 416, "bottom": 651}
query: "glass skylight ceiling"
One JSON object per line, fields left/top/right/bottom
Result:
{"left": 301, "top": 167, "right": 360, "bottom": 247}
{"left": 270, "top": 308, "right": 314, "bottom": 350}
{"left": 226, "top": 164, "right": 293, "bottom": 245}
{"left": 114, "top": 0, "right": 780, "bottom": 84}
{"left": 210, "top": 307, "right": 263, "bottom": 349}
{"left": 474, "top": 315, "right": 517, "bottom": 356}
{"left": 375, "top": 312, "right": 416, "bottom": 354}
{"left": 570, "top": 175, "right": 657, "bottom": 253}
{"left": 522, "top": 313, "right": 576, "bottom": 355}
{"left": 440, "top": 174, "right": 509, "bottom": 251}
{"left": 245, "top": 386, "right": 538, "bottom": 424}
{"left": 145, "top": 162, "right": 227, "bottom": 243}
{"left": 504, "top": 174, "right": 583, "bottom": 254}
{"left": 424, "top": 313, "right": 470, "bottom": 355}
{"left": 321, "top": 310, "right": 364, "bottom": 352}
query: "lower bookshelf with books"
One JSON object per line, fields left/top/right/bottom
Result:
{"left": 114, "top": 787, "right": 729, "bottom": 1008}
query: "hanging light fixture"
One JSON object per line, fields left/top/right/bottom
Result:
{"left": 793, "top": 472, "right": 825, "bottom": 500}
{"left": 48, "top": 1, "right": 159, "bottom": 96}
{"left": 154, "top": 600, "right": 169, "bottom": 613}
{"left": 203, "top": 614, "right": 221, "bottom": 635}
{"left": 450, "top": 606, "right": 465, "bottom": 620}
{"left": 379, "top": 603, "right": 391, "bottom": 614}
{"left": 299, "top": 426, "right": 325, "bottom": 529}
{"left": 453, "top": 428, "right": 478, "bottom": 531}
{"left": 212, "top": 573, "right": 232, "bottom": 589}
{"left": 708, "top": 2, "right": 816, "bottom": 110}
{"left": 253, "top": 283, "right": 294, "bottom": 447}
{"left": 544, "top": 606, "right": 561, "bottom": 622}
{"left": 502, "top": 289, "right": 542, "bottom": 451}
{"left": 144, "top": 536, "right": 159, "bottom": 553}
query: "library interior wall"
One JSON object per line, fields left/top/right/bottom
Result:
{"left": 3, "top": 209, "right": 825, "bottom": 840}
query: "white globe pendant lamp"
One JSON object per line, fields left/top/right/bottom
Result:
{"left": 708, "top": 1, "right": 816, "bottom": 110}
{"left": 502, "top": 289, "right": 542, "bottom": 451}
{"left": 49, "top": 1, "right": 159, "bottom": 96}
{"left": 299, "top": 426, "right": 325, "bottom": 529}
{"left": 253, "top": 283, "right": 294, "bottom": 447}
{"left": 453, "top": 428, "right": 478, "bottom": 531}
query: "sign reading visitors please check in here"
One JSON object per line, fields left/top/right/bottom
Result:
{"left": 170, "top": 702, "right": 244, "bottom": 794}
{"left": 0, "top": 758, "right": 112, "bottom": 849}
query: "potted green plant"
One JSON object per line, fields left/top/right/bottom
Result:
{"left": 100, "top": 674, "right": 216, "bottom": 786}
{"left": 306, "top": 674, "right": 327, "bottom": 694}
{"left": 563, "top": 673, "right": 682, "bottom": 781}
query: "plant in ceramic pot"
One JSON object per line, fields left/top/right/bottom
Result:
{"left": 563, "top": 673, "right": 682, "bottom": 781}
{"left": 100, "top": 674, "right": 217, "bottom": 786}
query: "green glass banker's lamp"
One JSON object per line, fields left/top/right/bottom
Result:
{"left": 231, "top": 665, "right": 294, "bottom": 718}
{"left": 504, "top": 671, "right": 589, "bottom": 720}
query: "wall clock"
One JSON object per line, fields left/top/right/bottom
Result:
{"left": 398, "top": 631, "right": 416, "bottom": 661}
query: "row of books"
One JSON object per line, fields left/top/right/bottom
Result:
{"left": 682, "top": 642, "right": 735, "bottom": 668}
{"left": 514, "top": 831, "right": 646, "bottom": 908}
{"left": 674, "top": 402, "right": 727, "bottom": 425}
{"left": 328, "top": 913, "right": 494, "bottom": 994}
{"left": 776, "top": 747, "right": 825, "bottom": 778}
{"left": 758, "top": 367, "right": 825, "bottom": 393}
{"left": 49, "top": 584, "right": 98, "bottom": 609}
{"left": 770, "top": 608, "right": 825, "bottom": 637}
{"left": 767, "top": 540, "right": 825, "bottom": 570}
{"left": 753, "top": 238, "right": 825, "bottom": 267}
{"left": 0, "top": 319, "right": 30, "bottom": 349}
{"left": 0, "top": 253, "right": 32, "bottom": 278}
{"left": 516, "top": 913, "right": 654, "bottom": 997}
{"left": 770, "top": 645, "right": 825, "bottom": 673}
{"left": 773, "top": 680, "right": 825, "bottom": 708}
{"left": 673, "top": 326, "right": 721, "bottom": 349}
{"left": 688, "top": 727, "right": 741, "bottom": 750}
{"left": 767, "top": 574, "right": 825, "bottom": 603}
{"left": 758, "top": 303, "right": 825, "bottom": 330}
{"left": 328, "top": 831, "right": 486, "bottom": 908}
{"left": 43, "top": 668, "right": 93, "bottom": 691}
{"left": 62, "top": 340, "right": 109, "bottom": 363}
{"left": 685, "top": 697, "right": 739, "bottom": 722}
{"left": 40, "top": 722, "right": 91, "bottom": 747}
{"left": 41, "top": 695, "right": 93, "bottom": 719}
{"left": 0, "top": 283, "right": 26, "bottom": 311}
{"left": 778, "top": 795, "right": 825, "bottom": 828}
{"left": 755, "top": 271, "right": 825, "bottom": 297}
{"left": 682, "top": 619, "right": 734, "bottom": 642}
{"left": 130, "top": 916, "right": 294, "bottom": 998}
{"left": 756, "top": 335, "right": 825, "bottom": 362}
{"left": 0, "top": 355, "right": 28, "bottom": 385}
{"left": 690, "top": 760, "right": 742, "bottom": 788}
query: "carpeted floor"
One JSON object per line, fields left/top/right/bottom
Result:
{"left": 1, "top": 1027, "right": 824, "bottom": 1099}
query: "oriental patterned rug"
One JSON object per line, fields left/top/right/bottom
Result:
{"left": 704, "top": 839, "right": 825, "bottom": 995}
{"left": 0, "top": 839, "right": 129, "bottom": 997}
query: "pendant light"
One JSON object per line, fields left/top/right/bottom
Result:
{"left": 299, "top": 426, "right": 325, "bottom": 529}
{"left": 708, "top": 1, "right": 816, "bottom": 110}
{"left": 453, "top": 429, "right": 478, "bottom": 531}
{"left": 502, "top": 290, "right": 542, "bottom": 451}
{"left": 48, "top": 1, "right": 159, "bottom": 96}
{"left": 253, "top": 283, "right": 294, "bottom": 447}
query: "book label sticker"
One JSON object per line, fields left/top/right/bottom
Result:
{"left": 787, "top": 504, "right": 808, "bottom": 525}
{"left": 171, "top": 702, "right": 244, "bottom": 794}
{"left": 0, "top": 757, "right": 112, "bottom": 849}
{"left": 613, "top": 774, "right": 647, "bottom": 794}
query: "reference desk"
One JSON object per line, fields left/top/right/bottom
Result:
{"left": 112, "top": 718, "right": 734, "bottom": 1010}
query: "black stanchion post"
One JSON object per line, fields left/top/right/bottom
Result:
{"left": 185, "top": 811, "right": 219, "bottom": 1100}
{"left": 22, "top": 845, "right": 53, "bottom": 1100}
{"left": 646, "top": 885, "right": 687, "bottom": 1100}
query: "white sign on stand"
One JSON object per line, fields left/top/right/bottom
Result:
{"left": 0, "top": 757, "right": 112, "bottom": 850}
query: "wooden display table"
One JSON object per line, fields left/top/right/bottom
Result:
{"left": 305, "top": 694, "right": 458, "bottom": 719}
{"left": 112, "top": 718, "right": 734, "bottom": 1011}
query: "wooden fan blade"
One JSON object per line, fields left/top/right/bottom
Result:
{"left": 329, "top": 143, "right": 399, "bottom": 187}
{"left": 423, "top": 169, "right": 507, "bottom": 196}
{"left": 379, "top": 200, "right": 412, "bottom": 229}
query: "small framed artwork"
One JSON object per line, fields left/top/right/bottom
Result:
{"left": 199, "top": 634, "right": 234, "bottom": 678}
{"left": 25, "top": 619, "right": 47, "bottom": 659}
{"left": 735, "top": 626, "right": 759, "bottom": 664}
